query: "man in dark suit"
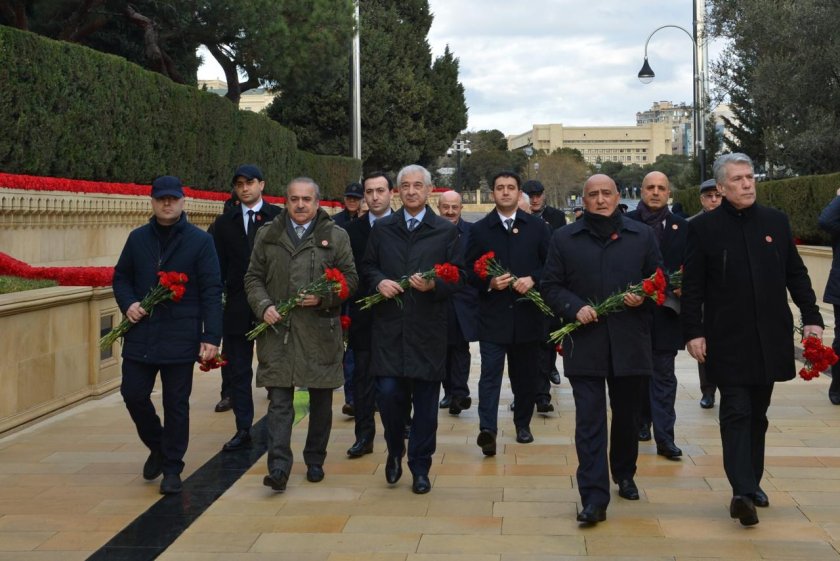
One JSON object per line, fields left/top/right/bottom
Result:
{"left": 523, "top": 179, "right": 567, "bottom": 412}
{"left": 333, "top": 182, "right": 364, "bottom": 228}
{"left": 360, "top": 165, "right": 463, "bottom": 494}
{"left": 542, "top": 174, "right": 660, "bottom": 524}
{"left": 466, "top": 172, "right": 551, "bottom": 455}
{"left": 627, "top": 171, "right": 687, "bottom": 460}
{"left": 437, "top": 191, "right": 478, "bottom": 415}
{"left": 211, "top": 164, "right": 281, "bottom": 452}
{"left": 683, "top": 153, "right": 823, "bottom": 526}
{"left": 344, "top": 171, "right": 394, "bottom": 458}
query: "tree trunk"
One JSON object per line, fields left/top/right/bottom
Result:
{"left": 124, "top": 4, "right": 185, "bottom": 84}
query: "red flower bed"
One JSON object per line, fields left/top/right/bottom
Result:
{"left": 0, "top": 172, "right": 341, "bottom": 207}
{"left": 0, "top": 252, "right": 114, "bottom": 287}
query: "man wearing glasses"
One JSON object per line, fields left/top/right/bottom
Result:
{"left": 689, "top": 178, "right": 723, "bottom": 408}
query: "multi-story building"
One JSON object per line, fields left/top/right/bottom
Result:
{"left": 198, "top": 79, "right": 278, "bottom": 113}
{"left": 636, "top": 101, "right": 694, "bottom": 156}
{"left": 507, "top": 122, "right": 673, "bottom": 166}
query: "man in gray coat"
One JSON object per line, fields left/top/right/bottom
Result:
{"left": 245, "top": 178, "right": 358, "bottom": 492}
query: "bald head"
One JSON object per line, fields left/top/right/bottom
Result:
{"left": 437, "top": 190, "right": 463, "bottom": 224}
{"left": 583, "top": 174, "right": 620, "bottom": 217}
{"left": 641, "top": 171, "right": 670, "bottom": 211}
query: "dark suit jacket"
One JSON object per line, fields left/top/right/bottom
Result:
{"left": 345, "top": 215, "right": 374, "bottom": 350}
{"left": 466, "top": 210, "right": 551, "bottom": 344}
{"left": 211, "top": 202, "right": 282, "bottom": 335}
{"left": 449, "top": 219, "right": 479, "bottom": 343}
{"left": 626, "top": 210, "right": 688, "bottom": 351}
{"left": 536, "top": 205, "right": 567, "bottom": 231}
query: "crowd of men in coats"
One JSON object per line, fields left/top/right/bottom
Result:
{"left": 112, "top": 152, "right": 831, "bottom": 528}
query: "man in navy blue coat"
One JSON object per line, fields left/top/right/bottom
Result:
{"left": 542, "top": 174, "right": 660, "bottom": 524}
{"left": 113, "top": 176, "right": 223, "bottom": 495}
{"left": 466, "top": 171, "right": 551, "bottom": 455}
{"left": 437, "top": 191, "right": 478, "bottom": 415}
{"left": 626, "top": 171, "right": 687, "bottom": 460}
{"left": 211, "top": 165, "right": 281, "bottom": 452}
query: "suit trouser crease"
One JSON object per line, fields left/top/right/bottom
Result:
{"left": 376, "top": 376, "right": 439, "bottom": 476}
{"left": 718, "top": 384, "right": 772, "bottom": 496}
{"left": 121, "top": 358, "right": 194, "bottom": 475}
{"left": 352, "top": 349, "right": 376, "bottom": 441}
{"left": 266, "top": 386, "right": 333, "bottom": 475}
{"left": 443, "top": 339, "right": 471, "bottom": 399}
{"left": 223, "top": 334, "right": 255, "bottom": 430}
{"left": 478, "top": 341, "right": 539, "bottom": 434}
{"left": 569, "top": 375, "right": 644, "bottom": 507}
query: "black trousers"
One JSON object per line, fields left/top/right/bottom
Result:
{"left": 352, "top": 349, "right": 376, "bottom": 442}
{"left": 698, "top": 362, "right": 717, "bottom": 396}
{"left": 568, "top": 374, "right": 645, "bottom": 507}
{"left": 536, "top": 339, "right": 559, "bottom": 403}
{"left": 266, "top": 387, "right": 333, "bottom": 476}
{"left": 831, "top": 304, "right": 840, "bottom": 392}
{"left": 223, "top": 334, "right": 255, "bottom": 431}
{"left": 478, "top": 341, "right": 540, "bottom": 434}
{"left": 442, "top": 339, "right": 471, "bottom": 400}
{"left": 377, "top": 376, "right": 440, "bottom": 476}
{"left": 718, "top": 384, "right": 773, "bottom": 496}
{"left": 638, "top": 350, "right": 678, "bottom": 445}
{"left": 121, "top": 358, "right": 194, "bottom": 475}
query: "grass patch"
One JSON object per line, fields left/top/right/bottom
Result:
{"left": 0, "top": 276, "right": 58, "bottom": 294}
{"left": 293, "top": 389, "right": 311, "bottom": 424}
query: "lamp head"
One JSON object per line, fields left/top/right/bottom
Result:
{"left": 638, "top": 57, "right": 655, "bottom": 84}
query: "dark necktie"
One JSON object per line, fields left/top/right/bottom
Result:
{"left": 408, "top": 218, "right": 419, "bottom": 231}
{"left": 504, "top": 218, "right": 514, "bottom": 231}
{"left": 247, "top": 210, "right": 257, "bottom": 248}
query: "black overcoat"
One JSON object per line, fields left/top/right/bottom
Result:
{"left": 450, "top": 219, "right": 479, "bottom": 343}
{"left": 682, "top": 200, "right": 823, "bottom": 384}
{"left": 538, "top": 205, "right": 567, "bottom": 231}
{"left": 818, "top": 195, "right": 840, "bottom": 305}
{"left": 113, "top": 213, "right": 223, "bottom": 364}
{"left": 345, "top": 215, "right": 375, "bottom": 350}
{"left": 211, "top": 202, "right": 281, "bottom": 335}
{"left": 626, "top": 210, "right": 687, "bottom": 351}
{"left": 360, "top": 207, "right": 464, "bottom": 381}
{"left": 466, "top": 210, "right": 551, "bottom": 344}
{"left": 541, "top": 216, "right": 661, "bottom": 377}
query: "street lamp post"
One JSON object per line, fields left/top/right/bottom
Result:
{"left": 637, "top": 0, "right": 708, "bottom": 181}
{"left": 447, "top": 138, "right": 471, "bottom": 192}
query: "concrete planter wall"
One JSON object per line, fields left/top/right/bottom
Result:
{"left": 0, "top": 286, "right": 122, "bottom": 433}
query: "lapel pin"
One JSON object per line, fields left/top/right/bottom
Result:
{"left": 512, "top": 228, "right": 519, "bottom": 234}
{"left": 671, "top": 223, "right": 678, "bottom": 230}
{"left": 321, "top": 240, "right": 329, "bottom": 247}
{"left": 610, "top": 233, "right": 619, "bottom": 240}
{"left": 765, "top": 235, "right": 773, "bottom": 243}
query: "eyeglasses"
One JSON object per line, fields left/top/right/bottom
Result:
{"left": 701, "top": 192, "right": 723, "bottom": 200}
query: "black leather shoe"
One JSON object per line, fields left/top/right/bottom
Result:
{"left": 342, "top": 403, "right": 355, "bottom": 417}
{"left": 449, "top": 396, "right": 472, "bottom": 415}
{"left": 576, "top": 504, "right": 607, "bottom": 524}
{"left": 656, "top": 442, "right": 683, "bottom": 460}
{"left": 385, "top": 455, "right": 402, "bottom": 484}
{"left": 549, "top": 370, "right": 562, "bottom": 385}
{"left": 263, "top": 471, "right": 288, "bottom": 492}
{"left": 516, "top": 426, "right": 534, "bottom": 444}
{"left": 752, "top": 487, "right": 769, "bottom": 508}
{"left": 477, "top": 430, "right": 497, "bottom": 456}
{"left": 142, "top": 449, "right": 163, "bottom": 480}
{"left": 730, "top": 495, "right": 759, "bottom": 525}
{"left": 439, "top": 396, "right": 452, "bottom": 409}
{"left": 347, "top": 438, "right": 373, "bottom": 458}
{"left": 536, "top": 401, "right": 555, "bottom": 413}
{"left": 222, "top": 429, "right": 252, "bottom": 451}
{"left": 412, "top": 474, "right": 431, "bottom": 494}
{"left": 214, "top": 396, "right": 232, "bottom": 413}
{"left": 830, "top": 391, "right": 840, "bottom": 405}
{"left": 306, "top": 464, "right": 324, "bottom": 483}
{"left": 638, "top": 425, "right": 652, "bottom": 441}
{"left": 159, "top": 473, "right": 182, "bottom": 495}
{"left": 700, "top": 393, "right": 715, "bottom": 409}
{"left": 617, "top": 478, "right": 639, "bottom": 500}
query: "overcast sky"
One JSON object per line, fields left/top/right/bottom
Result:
{"left": 198, "top": 0, "right": 722, "bottom": 137}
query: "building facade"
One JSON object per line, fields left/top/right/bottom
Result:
{"left": 198, "top": 80, "right": 278, "bottom": 113}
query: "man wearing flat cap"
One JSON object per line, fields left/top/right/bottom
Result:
{"left": 522, "top": 179, "right": 567, "bottom": 411}
{"left": 211, "top": 164, "right": 281, "bottom": 451}
{"left": 334, "top": 182, "right": 365, "bottom": 228}
{"left": 113, "top": 175, "right": 223, "bottom": 495}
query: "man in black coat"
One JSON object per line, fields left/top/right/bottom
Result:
{"left": 627, "top": 171, "right": 687, "bottom": 460}
{"left": 113, "top": 176, "right": 223, "bottom": 495}
{"left": 523, "top": 179, "right": 567, "bottom": 411}
{"left": 683, "top": 153, "right": 823, "bottom": 526}
{"left": 466, "top": 172, "right": 551, "bottom": 455}
{"left": 818, "top": 187, "right": 840, "bottom": 404}
{"left": 437, "top": 190, "right": 478, "bottom": 415}
{"left": 542, "top": 174, "right": 660, "bottom": 524}
{"left": 360, "top": 165, "right": 463, "bottom": 494}
{"left": 333, "top": 182, "right": 364, "bottom": 228}
{"left": 344, "top": 171, "right": 394, "bottom": 458}
{"left": 211, "top": 164, "right": 281, "bottom": 452}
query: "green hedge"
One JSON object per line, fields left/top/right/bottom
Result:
{"left": 673, "top": 172, "right": 840, "bottom": 245}
{"left": 0, "top": 26, "right": 359, "bottom": 199}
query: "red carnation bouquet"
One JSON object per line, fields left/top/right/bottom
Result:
{"left": 548, "top": 267, "right": 671, "bottom": 344}
{"left": 340, "top": 314, "right": 351, "bottom": 348}
{"left": 356, "top": 263, "right": 460, "bottom": 310}
{"left": 99, "top": 271, "right": 189, "bottom": 350}
{"left": 246, "top": 267, "right": 350, "bottom": 340}
{"left": 198, "top": 353, "right": 228, "bottom": 372}
{"left": 473, "top": 251, "right": 553, "bottom": 316}
{"left": 798, "top": 333, "right": 838, "bottom": 380}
